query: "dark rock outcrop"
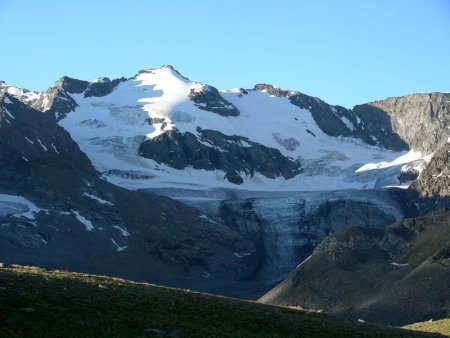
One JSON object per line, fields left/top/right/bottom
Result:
{"left": 359, "top": 93, "right": 450, "bottom": 154}
{"left": 54, "top": 76, "right": 90, "bottom": 94}
{"left": 351, "top": 104, "right": 410, "bottom": 151}
{"left": 138, "top": 128, "right": 302, "bottom": 184}
{"left": 30, "top": 80, "right": 80, "bottom": 121}
{"left": 408, "top": 143, "right": 450, "bottom": 212}
{"left": 189, "top": 84, "right": 240, "bottom": 117}
{"left": 84, "top": 77, "right": 126, "bottom": 98}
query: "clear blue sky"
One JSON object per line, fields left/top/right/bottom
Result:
{"left": 1, "top": 0, "right": 449, "bottom": 107}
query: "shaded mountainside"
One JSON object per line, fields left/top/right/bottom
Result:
{"left": 260, "top": 210, "right": 450, "bottom": 326}
{"left": 0, "top": 265, "right": 439, "bottom": 338}
{"left": 362, "top": 93, "right": 450, "bottom": 154}
{"left": 0, "top": 94, "right": 261, "bottom": 292}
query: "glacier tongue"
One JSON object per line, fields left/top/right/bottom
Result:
{"left": 148, "top": 187, "right": 405, "bottom": 291}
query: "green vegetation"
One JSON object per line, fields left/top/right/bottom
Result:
{"left": 405, "top": 319, "right": 450, "bottom": 336}
{"left": 0, "top": 264, "right": 441, "bottom": 337}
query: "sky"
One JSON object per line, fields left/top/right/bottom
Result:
{"left": 1, "top": 0, "right": 449, "bottom": 107}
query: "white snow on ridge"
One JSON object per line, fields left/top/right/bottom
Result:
{"left": 0, "top": 83, "right": 41, "bottom": 105}
{"left": 58, "top": 66, "right": 429, "bottom": 192}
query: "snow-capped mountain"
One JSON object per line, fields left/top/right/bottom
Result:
{"left": 1, "top": 65, "right": 450, "bottom": 299}
{"left": 3, "top": 65, "right": 433, "bottom": 193}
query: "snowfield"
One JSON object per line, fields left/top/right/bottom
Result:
{"left": 58, "top": 66, "right": 430, "bottom": 192}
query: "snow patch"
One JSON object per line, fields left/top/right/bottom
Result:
{"left": 83, "top": 192, "right": 113, "bottom": 205}
{"left": 341, "top": 116, "right": 354, "bottom": 130}
{"left": 356, "top": 151, "right": 429, "bottom": 173}
{"left": 199, "top": 214, "right": 217, "bottom": 224}
{"left": 71, "top": 210, "right": 94, "bottom": 231}
{"left": 51, "top": 143, "right": 59, "bottom": 154}
{"left": 0, "top": 194, "right": 42, "bottom": 220}
{"left": 37, "top": 139, "right": 48, "bottom": 151}
{"left": 234, "top": 252, "right": 253, "bottom": 258}
{"left": 112, "top": 225, "right": 130, "bottom": 237}
{"left": 3, "top": 108, "right": 15, "bottom": 119}
{"left": 111, "top": 238, "right": 128, "bottom": 252}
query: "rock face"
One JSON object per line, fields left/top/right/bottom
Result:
{"left": 29, "top": 76, "right": 88, "bottom": 120}
{"left": 0, "top": 94, "right": 260, "bottom": 293}
{"left": 412, "top": 143, "right": 450, "bottom": 199}
{"left": 138, "top": 128, "right": 302, "bottom": 184}
{"left": 358, "top": 93, "right": 450, "bottom": 153}
{"left": 260, "top": 210, "right": 450, "bottom": 326}
{"left": 189, "top": 84, "right": 240, "bottom": 117}
{"left": 406, "top": 143, "right": 450, "bottom": 213}
{"left": 84, "top": 77, "right": 126, "bottom": 98}
{"left": 1, "top": 75, "right": 127, "bottom": 121}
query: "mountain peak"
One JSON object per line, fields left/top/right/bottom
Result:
{"left": 54, "top": 76, "right": 90, "bottom": 94}
{"left": 253, "top": 83, "right": 299, "bottom": 97}
{"left": 136, "top": 65, "right": 190, "bottom": 83}
{"left": 161, "top": 64, "right": 176, "bottom": 70}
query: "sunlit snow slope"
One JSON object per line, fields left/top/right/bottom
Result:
{"left": 53, "top": 66, "right": 427, "bottom": 191}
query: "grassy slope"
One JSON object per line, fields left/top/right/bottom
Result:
{"left": 405, "top": 320, "right": 450, "bottom": 337}
{"left": 0, "top": 265, "right": 441, "bottom": 338}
